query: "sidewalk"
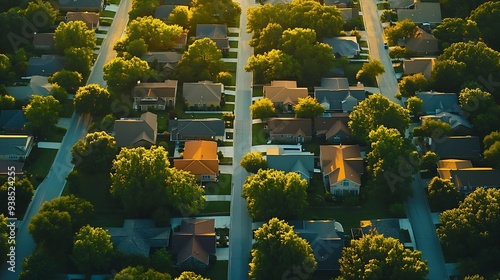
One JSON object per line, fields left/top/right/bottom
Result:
{"left": 37, "top": 142, "right": 61, "bottom": 149}
{"left": 205, "top": 195, "right": 232, "bottom": 201}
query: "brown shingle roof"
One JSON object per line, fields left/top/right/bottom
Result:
{"left": 403, "top": 57, "right": 436, "bottom": 80}
{"left": 133, "top": 80, "right": 178, "bottom": 99}
{"left": 183, "top": 81, "right": 223, "bottom": 104}
{"left": 172, "top": 219, "right": 216, "bottom": 265}
{"left": 267, "top": 118, "right": 312, "bottom": 137}
{"left": 32, "top": 33, "right": 55, "bottom": 47}
{"left": 263, "top": 80, "right": 308, "bottom": 105}
{"left": 66, "top": 12, "right": 100, "bottom": 29}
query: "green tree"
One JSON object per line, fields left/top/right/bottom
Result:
{"left": 437, "top": 188, "right": 500, "bottom": 277}
{"left": 103, "top": 56, "right": 150, "bottom": 90}
{"left": 0, "top": 215, "right": 7, "bottom": 264}
{"left": 51, "top": 84, "right": 69, "bottom": 103}
{"left": 23, "top": 0, "right": 58, "bottom": 32}
{"left": 427, "top": 176, "right": 459, "bottom": 211}
{"left": 250, "top": 23, "right": 283, "bottom": 54}
{"left": 240, "top": 151, "right": 267, "bottom": 173}
{"left": 249, "top": 97, "right": 276, "bottom": 119}
{"left": 356, "top": 59, "right": 385, "bottom": 85}
{"left": 348, "top": 94, "right": 410, "bottom": 142}
{"left": 458, "top": 87, "right": 494, "bottom": 119}
{"left": 23, "top": 95, "right": 61, "bottom": 136}
{"left": 242, "top": 169, "right": 308, "bottom": 221}
{"left": 190, "top": 0, "right": 241, "bottom": 27}
{"left": 126, "top": 16, "right": 183, "bottom": 51}
{"left": 8, "top": 48, "right": 29, "bottom": 78}
{"left": 413, "top": 119, "right": 451, "bottom": 138}
{"left": 389, "top": 46, "right": 412, "bottom": 61}
{"left": 0, "top": 94, "right": 15, "bottom": 110}
{"left": 250, "top": 218, "right": 316, "bottom": 280}
{"left": 48, "top": 70, "right": 83, "bottom": 94}
{"left": 419, "top": 151, "right": 439, "bottom": 171}
{"left": 473, "top": 106, "right": 500, "bottom": 137}
{"left": 406, "top": 96, "right": 423, "bottom": 116}
{"left": 380, "top": 9, "right": 398, "bottom": 23}
{"left": 399, "top": 73, "right": 429, "bottom": 97}
{"left": 64, "top": 46, "right": 94, "bottom": 77}
{"left": 294, "top": 96, "right": 324, "bottom": 118}
{"left": 384, "top": 18, "right": 416, "bottom": 45}
{"left": 18, "top": 250, "right": 58, "bottom": 280}
{"left": 469, "top": 1, "right": 500, "bottom": 50}
{"left": 164, "top": 168, "right": 205, "bottom": 219}
{"left": 439, "top": 0, "right": 488, "bottom": 18}
{"left": 216, "top": 71, "right": 233, "bottom": 86}
{"left": 0, "top": 53, "right": 14, "bottom": 84}
{"left": 245, "top": 49, "right": 299, "bottom": 84}
{"left": 71, "top": 131, "right": 117, "bottom": 172}
{"left": 127, "top": 38, "right": 148, "bottom": 57}
{"left": 73, "top": 225, "right": 114, "bottom": 274}
{"left": 288, "top": 0, "right": 343, "bottom": 38}
{"left": 151, "top": 248, "right": 173, "bottom": 273}
{"left": 338, "top": 234, "right": 428, "bottom": 280}
{"left": 433, "top": 18, "right": 480, "bottom": 44}
{"left": 114, "top": 266, "right": 172, "bottom": 279}
{"left": 483, "top": 131, "right": 500, "bottom": 150}
{"left": 0, "top": 178, "right": 34, "bottom": 217}
{"left": 167, "top": 6, "right": 191, "bottom": 30}
{"left": 484, "top": 142, "right": 500, "bottom": 168}
{"left": 175, "top": 271, "right": 209, "bottom": 280}
{"left": 129, "top": 0, "right": 160, "bottom": 19}
{"left": 74, "top": 84, "right": 112, "bottom": 117}
{"left": 430, "top": 59, "right": 467, "bottom": 93}
{"left": 54, "top": 21, "right": 96, "bottom": 54}
{"left": 174, "top": 38, "right": 226, "bottom": 82}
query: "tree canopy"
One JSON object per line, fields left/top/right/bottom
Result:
{"left": 338, "top": 234, "right": 428, "bottom": 280}
{"left": 74, "top": 84, "right": 112, "bottom": 117}
{"left": 458, "top": 87, "right": 494, "bottom": 119}
{"left": 294, "top": 96, "right": 325, "bottom": 118}
{"left": 398, "top": 73, "right": 429, "bottom": 97}
{"left": 175, "top": 271, "right": 209, "bottom": 280}
{"left": 54, "top": 21, "right": 96, "bottom": 54}
{"left": 433, "top": 18, "right": 480, "bottom": 45}
{"left": 427, "top": 176, "right": 459, "bottom": 211}
{"left": 18, "top": 250, "right": 58, "bottom": 280}
{"left": 0, "top": 178, "right": 34, "bottom": 217}
{"left": 190, "top": 0, "right": 241, "bottom": 28}
{"left": 356, "top": 59, "right": 385, "bottom": 85}
{"left": 430, "top": 59, "right": 467, "bottom": 92}
{"left": 406, "top": 96, "right": 423, "bottom": 116}
{"left": 472, "top": 105, "right": 500, "bottom": 137}
{"left": 240, "top": 151, "right": 268, "bottom": 174}
{"left": 174, "top": 38, "right": 226, "bottom": 82}
{"left": 245, "top": 49, "right": 299, "bottom": 84}
{"left": 64, "top": 46, "right": 94, "bottom": 77}
{"left": 48, "top": 70, "right": 83, "bottom": 94}
{"left": 71, "top": 131, "right": 117, "bottom": 172}
{"left": 167, "top": 6, "right": 191, "bottom": 30}
{"left": 114, "top": 266, "right": 172, "bottom": 280}
{"left": 0, "top": 94, "right": 15, "bottom": 110}
{"left": 469, "top": 1, "right": 500, "bottom": 51}
{"left": 389, "top": 46, "right": 412, "bottom": 61}
{"left": 242, "top": 169, "right": 308, "bottom": 221}
{"left": 126, "top": 16, "right": 183, "bottom": 51}
{"left": 384, "top": 19, "right": 416, "bottom": 45}
{"left": 413, "top": 119, "right": 451, "bottom": 138}
{"left": 249, "top": 218, "right": 316, "bottom": 280}
{"left": 73, "top": 225, "right": 114, "bottom": 274}
{"left": 23, "top": 95, "right": 61, "bottom": 136}
{"left": 103, "top": 56, "right": 150, "bottom": 90}
{"left": 249, "top": 97, "right": 276, "bottom": 119}
{"left": 23, "top": 1, "right": 58, "bottom": 32}
{"left": 0, "top": 215, "right": 7, "bottom": 264}
{"left": 129, "top": 0, "right": 160, "bottom": 20}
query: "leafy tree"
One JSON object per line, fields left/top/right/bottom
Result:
{"left": 54, "top": 21, "right": 96, "bottom": 54}
{"left": 190, "top": 0, "right": 241, "bottom": 27}
{"left": 384, "top": 19, "right": 416, "bottom": 45}
{"left": 72, "top": 225, "right": 114, "bottom": 274}
{"left": 389, "top": 46, "right": 411, "bottom": 61}
{"left": 23, "top": 95, "right": 61, "bottom": 135}
{"left": 413, "top": 119, "right": 451, "bottom": 138}
{"left": 240, "top": 151, "right": 267, "bottom": 173}
{"left": 0, "top": 215, "right": 7, "bottom": 264}
{"left": 175, "top": 271, "right": 209, "bottom": 280}
{"left": 348, "top": 94, "right": 410, "bottom": 142}
{"left": 419, "top": 151, "right": 439, "bottom": 171}
{"left": 0, "top": 53, "right": 14, "bottom": 84}
{"left": 473, "top": 105, "right": 500, "bottom": 137}
{"left": 338, "top": 234, "right": 428, "bottom": 280}
{"left": 430, "top": 59, "right": 467, "bottom": 92}
{"left": 74, "top": 84, "right": 112, "bottom": 117}
{"left": 380, "top": 9, "right": 397, "bottom": 23}
{"left": 406, "top": 96, "right": 423, "bottom": 116}
{"left": 151, "top": 248, "right": 173, "bottom": 273}
{"left": 433, "top": 18, "right": 480, "bottom": 45}
{"left": 245, "top": 49, "right": 299, "bottom": 84}
{"left": 216, "top": 71, "right": 233, "bottom": 86}
{"left": 7, "top": 48, "right": 29, "bottom": 78}
{"left": 249, "top": 97, "right": 276, "bottom": 119}
{"left": 250, "top": 218, "right": 316, "bottom": 280}
{"left": 114, "top": 266, "right": 172, "bottom": 279}
{"left": 0, "top": 178, "right": 34, "bottom": 217}
{"left": 356, "top": 59, "right": 385, "bottom": 85}
{"left": 469, "top": 1, "right": 500, "bottom": 51}
{"left": 64, "top": 46, "right": 94, "bottom": 77}
{"left": 129, "top": 0, "right": 160, "bottom": 20}
{"left": 23, "top": 1, "right": 58, "bottom": 32}
{"left": 439, "top": 0, "right": 489, "bottom": 18}
{"left": 126, "top": 16, "right": 183, "bottom": 51}
{"left": 437, "top": 188, "right": 500, "bottom": 277}
{"left": 483, "top": 131, "right": 500, "bottom": 150}
{"left": 103, "top": 56, "right": 150, "bottom": 90}
{"left": 464, "top": 275, "right": 485, "bottom": 280}
{"left": 48, "top": 70, "right": 83, "bottom": 94}
{"left": 459, "top": 87, "right": 494, "bottom": 119}
{"left": 164, "top": 168, "right": 205, "bottom": 219}
{"left": 51, "top": 83, "right": 69, "bottom": 103}
{"left": 167, "top": 6, "right": 191, "bottom": 29}
{"left": 0, "top": 94, "right": 15, "bottom": 110}
{"left": 174, "top": 38, "right": 226, "bottom": 82}
{"left": 71, "top": 131, "right": 117, "bottom": 172}
{"left": 28, "top": 209, "right": 73, "bottom": 250}
{"left": 242, "top": 169, "right": 308, "bottom": 221}
{"left": 294, "top": 96, "right": 324, "bottom": 118}
{"left": 0, "top": 8, "right": 27, "bottom": 53}
{"left": 127, "top": 38, "right": 148, "bottom": 58}
{"left": 250, "top": 23, "right": 283, "bottom": 54}
{"left": 484, "top": 142, "right": 500, "bottom": 168}
{"left": 18, "top": 250, "right": 58, "bottom": 280}
{"left": 399, "top": 73, "right": 429, "bottom": 97}
{"left": 286, "top": 0, "right": 344, "bottom": 39}
{"left": 427, "top": 176, "right": 459, "bottom": 211}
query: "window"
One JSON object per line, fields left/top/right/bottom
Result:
{"left": 202, "top": 175, "right": 211, "bottom": 180}
{"left": 342, "top": 180, "right": 349, "bottom": 187}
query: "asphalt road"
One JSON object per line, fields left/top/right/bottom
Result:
{"left": 227, "top": 0, "right": 256, "bottom": 279}
{"left": 0, "top": 1, "right": 132, "bottom": 278}
{"left": 359, "top": 0, "right": 400, "bottom": 104}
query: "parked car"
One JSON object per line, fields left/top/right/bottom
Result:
{"left": 384, "top": 43, "right": 388, "bottom": 49}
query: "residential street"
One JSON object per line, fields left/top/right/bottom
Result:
{"left": 227, "top": 0, "right": 256, "bottom": 278}
{"left": 0, "top": 1, "right": 132, "bottom": 278}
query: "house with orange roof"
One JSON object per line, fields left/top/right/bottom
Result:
{"left": 174, "top": 140, "right": 219, "bottom": 182}
{"left": 320, "top": 145, "right": 364, "bottom": 196}
{"left": 263, "top": 81, "right": 308, "bottom": 113}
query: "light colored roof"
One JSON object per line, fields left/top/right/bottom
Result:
{"left": 183, "top": 81, "right": 223, "bottom": 104}
{"left": 397, "top": 2, "right": 442, "bottom": 23}
{"left": 0, "top": 135, "right": 33, "bottom": 156}
{"left": 403, "top": 57, "right": 436, "bottom": 80}
{"left": 114, "top": 112, "right": 157, "bottom": 147}
{"left": 404, "top": 28, "right": 439, "bottom": 55}
{"left": 263, "top": 80, "right": 308, "bottom": 105}
{"left": 338, "top": 8, "right": 358, "bottom": 21}
{"left": 174, "top": 141, "right": 218, "bottom": 175}
{"left": 320, "top": 145, "right": 363, "bottom": 186}
{"left": 323, "top": 36, "right": 360, "bottom": 57}
{"left": 66, "top": 12, "right": 100, "bottom": 29}
{"left": 389, "top": 0, "right": 414, "bottom": 9}
{"left": 141, "top": 52, "right": 182, "bottom": 64}
{"left": 133, "top": 80, "right": 178, "bottom": 99}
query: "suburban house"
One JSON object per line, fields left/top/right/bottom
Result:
{"left": 132, "top": 80, "right": 178, "bottom": 111}
{"left": 403, "top": 57, "right": 436, "bottom": 80}
{"left": 172, "top": 219, "right": 216, "bottom": 273}
{"left": 320, "top": 145, "right": 364, "bottom": 196}
{"left": 314, "top": 78, "right": 366, "bottom": 112}
{"left": 324, "top": 0, "right": 351, "bottom": 7}
{"left": 65, "top": 12, "right": 100, "bottom": 29}
{"left": 173, "top": 32, "right": 188, "bottom": 50}
{"left": 195, "top": 24, "right": 229, "bottom": 53}
{"left": 0, "top": 110, "right": 28, "bottom": 133}
{"left": 26, "top": 55, "right": 64, "bottom": 76}
{"left": 431, "top": 136, "right": 482, "bottom": 162}
{"left": 400, "top": 28, "right": 439, "bottom": 56}
{"left": 338, "top": 8, "right": 359, "bottom": 22}
{"left": 389, "top": 0, "right": 414, "bottom": 9}
{"left": 174, "top": 140, "right": 219, "bottom": 182}
{"left": 169, "top": 118, "right": 225, "bottom": 142}
{"left": 58, "top": 0, "right": 104, "bottom": 12}
{"left": 359, "top": 219, "right": 413, "bottom": 248}
{"left": 266, "top": 147, "right": 314, "bottom": 183}
{"left": 183, "top": 81, "right": 224, "bottom": 109}
{"left": 153, "top": 5, "right": 177, "bottom": 22}
{"left": 416, "top": 91, "right": 460, "bottom": 115}
{"left": 263, "top": 80, "right": 308, "bottom": 112}
{"left": 437, "top": 159, "right": 500, "bottom": 192}
{"left": 420, "top": 112, "right": 472, "bottom": 136}
{"left": 6, "top": 76, "right": 53, "bottom": 100}
{"left": 0, "top": 160, "right": 24, "bottom": 179}
{"left": 114, "top": 112, "right": 157, "bottom": 148}
{"left": 106, "top": 219, "right": 171, "bottom": 256}
{"left": 0, "top": 135, "right": 34, "bottom": 161}
{"left": 397, "top": 2, "right": 442, "bottom": 24}
{"left": 323, "top": 36, "right": 360, "bottom": 58}
{"left": 32, "top": 33, "right": 55, "bottom": 52}
{"left": 314, "top": 114, "right": 352, "bottom": 143}
{"left": 266, "top": 118, "right": 312, "bottom": 143}
{"left": 289, "top": 220, "right": 345, "bottom": 271}
{"left": 141, "top": 52, "right": 182, "bottom": 76}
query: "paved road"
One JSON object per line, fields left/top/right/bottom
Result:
{"left": 406, "top": 174, "right": 449, "bottom": 280}
{"left": 227, "top": 0, "right": 256, "bottom": 279}
{"left": 359, "top": 0, "right": 400, "bottom": 103}
{"left": 0, "top": 1, "right": 132, "bottom": 278}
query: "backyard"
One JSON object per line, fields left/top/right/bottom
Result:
{"left": 24, "top": 147, "right": 58, "bottom": 187}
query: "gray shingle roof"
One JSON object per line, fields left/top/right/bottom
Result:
{"left": 169, "top": 118, "right": 224, "bottom": 140}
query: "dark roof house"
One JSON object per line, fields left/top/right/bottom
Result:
{"left": 314, "top": 115, "right": 352, "bottom": 143}
{"left": 132, "top": 80, "right": 178, "bottom": 111}
{"left": 314, "top": 78, "right": 365, "bottom": 112}
{"left": 267, "top": 118, "right": 312, "bottom": 143}
{"left": 169, "top": 118, "right": 225, "bottom": 141}
{"left": 154, "top": 5, "right": 177, "bottom": 21}
{"left": 114, "top": 112, "right": 157, "bottom": 147}
{"left": 195, "top": 24, "right": 229, "bottom": 51}
{"left": 416, "top": 91, "right": 460, "bottom": 115}
{"left": 266, "top": 148, "right": 315, "bottom": 183}
{"left": 360, "top": 219, "right": 404, "bottom": 243}
{"left": 58, "top": 0, "right": 104, "bottom": 12}
{"left": 431, "top": 136, "right": 481, "bottom": 162}
{"left": 0, "top": 160, "right": 24, "bottom": 179}
{"left": 397, "top": 2, "right": 442, "bottom": 24}
{"left": 420, "top": 112, "right": 472, "bottom": 136}
{"left": 32, "top": 33, "right": 55, "bottom": 51}
{"left": 183, "top": 81, "right": 224, "bottom": 109}
{"left": 0, "top": 110, "right": 28, "bottom": 133}
{"left": 26, "top": 55, "right": 64, "bottom": 76}
{"left": 437, "top": 159, "right": 500, "bottom": 191}
{"left": 6, "top": 76, "right": 53, "bottom": 100}
{"left": 0, "top": 135, "right": 34, "bottom": 161}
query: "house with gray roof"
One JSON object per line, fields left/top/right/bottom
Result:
{"left": 314, "top": 78, "right": 366, "bottom": 112}
{"left": 360, "top": 219, "right": 404, "bottom": 243}
{"left": 114, "top": 112, "right": 157, "bottom": 147}
{"left": 324, "top": 0, "right": 351, "bottom": 7}
{"left": 267, "top": 118, "right": 312, "bottom": 143}
{"left": 400, "top": 27, "right": 439, "bottom": 56}
{"left": 169, "top": 118, "right": 225, "bottom": 142}
{"left": 132, "top": 80, "right": 178, "bottom": 111}
{"left": 106, "top": 219, "right": 171, "bottom": 256}
{"left": 0, "top": 110, "right": 28, "bottom": 133}
{"left": 183, "top": 81, "right": 224, "bottom": 109}
{"left": 6, "top": 76, "right": 53, "bottom": 101}
{"left": 141, "top": 52, "right": 182, "bottom": 76}
{"left": 154, "top": 5, "right": 177, "bottom": 22}
{"left": 266, "top": 147, "right": 314, "bottom": 183}
{"left": 195, "top": 24, "right": 229, "bottom": 53}
{"left": 338, "top": 8, "right": 359, "bottom": 22}
{"left": 431, "top": 136, "right": 481, "bottom": 162}
{"left": 416, "top": 91, "right": 460, "bottom": 115}
{"left": 323, "top": 36, "right": 360, "bottom": 58}
{"left": 0, "top": 135, "right": 34, "bottom": 161}
{"left": 420, "top": 112, "right": 472, "bottom": 136}
{"left": 397, "top": 2, "right": 442, "bottom": 24}
{"left": 315, "top": 115, "right": 352, "bottom": 143}
{"left": 58, "top": 0, "right": 104, "bottom": 12}
{"left": 26, "top": 55, "right": 64, "bottom": 77}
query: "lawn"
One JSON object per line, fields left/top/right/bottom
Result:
{"left": 225, "top": 94, "right": 235, "bottom": 102}
{"left": 359, "top": 40, "right": 368, "bottom": 48}
{"left": 220, "top": 157, "right": 233, "bottom": 164}
{"left": 24, "top": 147, "right": 58, "bottom": 187}
{"left": 223, "top": 103, "right": 235, "bottom": 111}
{"left": 108, "top": 0, "right": 121, "bottom": 4}
{"left": 377, "top": 2, "right": 390, "bottom": 9}
{"left": 228, "top": 52, "right": 237, "bottom": 58}
{"left": 44, "top": 126, "right": 67, "bottom": 142}
{"left": 252, "top": 86, "right": 263, "bottom": 97}
{"left": 200, "top": 201, "right": 231, "bottom": 216}
{"left": 228, "top": 32, "right": 239, "bottom": 37}
{"left": 344, "top": 62, "right": 364, "bottom": 85}
{"left": 96, "top": 37, "right": 104, "bottom": 45}
{"left": 229, "top": 41, "right": 238, "bottom": 48}
{"left": 100, "top": 10, "right": 116, "bottom": 18}
{"left": 204, "top": 174, "right": 232, "bottom": 195}
{"left": 206, "top": 260, "right": 229, "bottom": 280}
{"left": 225, "top": 62, "right": 237, "bottom": 72}
{"left": 252, "top": 123, "right": 268, "bottom": 145}
{"left": 100, "top": 18, "right": 113, "bottom": 26}
{"left": 155, "top": 110, "right": 170, "bottom": 132}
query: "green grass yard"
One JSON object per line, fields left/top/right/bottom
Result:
{"left": 206, "top": 260, "right": 229, "bottom": 280}
{"left": 229, "top": 41, "right": 238, "bottom": 48}
{"left": 200, "top": 201, "right": 230, "bottom": 216}
{"left": 345, "top": 62, "right": 364, "bottom": 85}
{"left": 24, "top": 147, "right": 58, "bottom": 187}
{"left": 100, "top": 10, "right": 116, "bottom": 18}
{"left": 225, "top": 94, "right": 235, "bottom": 102}
{"left": 204, "top": 174, "right": 232, "bottom": 195}
{"left": 252, "top": 123, "right": 268, "bottom": 145}
{"left": 228, "top": 52, "right": 237, "bottom": 58}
